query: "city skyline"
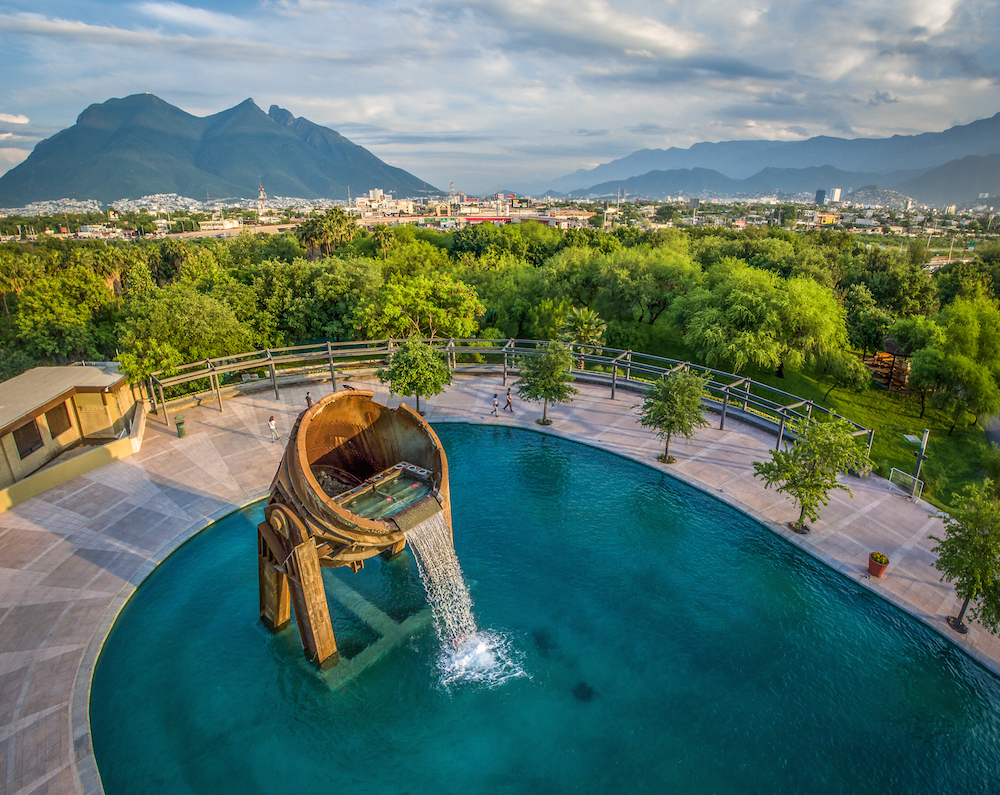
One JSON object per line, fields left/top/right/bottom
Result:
{"left": 1, "top": 0, "right": 999, "bottom": 193}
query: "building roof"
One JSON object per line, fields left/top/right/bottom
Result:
{"left": 0, "top": 366, "right": 125, "bottom": 435}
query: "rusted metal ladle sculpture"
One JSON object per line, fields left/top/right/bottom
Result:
{"left": 257, "top": 390, "right": 452, "bottom": 667}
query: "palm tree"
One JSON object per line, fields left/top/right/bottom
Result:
{"left": 371, "top": 224, "right": 394, "bottom": 260}
{"left": 561, "top": 306, "right": 606, "bottom": 368}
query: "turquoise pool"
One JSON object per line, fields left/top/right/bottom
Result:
{"left": 91, "top": 424, "right": 1000, "bottom": 794}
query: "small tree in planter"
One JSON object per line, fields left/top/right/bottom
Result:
{"left": 635, "top": 370, "right": 710, "bottom": 463}
{"left": 753, "top": 416, "right": 873, "bottom": 534}
{"left": 515, "top": 341, "right": 578, "bottom": 425}
{"left": 377, "top": 337, "right": 451, "bottom": 414}
{"left": 931, "top": 480, "right": 1000, "bottom": 634}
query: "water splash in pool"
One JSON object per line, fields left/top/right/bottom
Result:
{"left": 405, "top": 512, "right": 525, "bottom": 687}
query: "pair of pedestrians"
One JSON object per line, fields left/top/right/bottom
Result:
{"left": 491, "top": 388, "right": 514, "bottom": 416}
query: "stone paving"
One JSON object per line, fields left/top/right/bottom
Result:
{"left": 0, "top": 372, "right": 998, "bottom": 795}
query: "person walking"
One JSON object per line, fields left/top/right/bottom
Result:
{"left": 267, "top": 416, "right": 279, "bottom": 442}
{"left": 305, "top": 391, "right": 313, "bottom": 409}
{"left": 491, "top": 393, "right": 499, "bottom": 416}
{"left": 503, "top": 387, "right": 513, "bottom": 413}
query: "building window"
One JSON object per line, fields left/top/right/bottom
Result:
{"left": 13, "top": 420, "right": 44, "bottom": 460}
{"left": 46, "top": 403, "right": 72, "bottom": 438}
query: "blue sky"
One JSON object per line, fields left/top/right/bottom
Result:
{"left": 1, "top": 0, "right": 999, "bottom": 194}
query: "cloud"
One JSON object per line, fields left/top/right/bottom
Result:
{"left": 0, "top": 14, "right": 355, "bottom": 63}
{"left": 1, "top": 0, "right": 999, "bottom": 190}
{"left": 464, "top": 0, "right": 701, "bottom": 59}
{"left": 135, "top": 2, "right": 254, "bottom": 35}
{"left": 868, "top": 90, "right": 899, "bottom": 106}
{"left": 627, "top": 123, "right": 675, "bottom": 135}
{"left": 0, "top": 148, "right": 30, "bottom": 165}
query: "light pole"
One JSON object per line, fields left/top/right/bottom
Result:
{"left": 904, "top": 429, "right": 930, "bottom": 497}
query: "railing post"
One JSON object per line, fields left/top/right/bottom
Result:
{"left": 625, "top": 351, "right": 632, "bottom": 381}
{"left": 867, "top": 429, "right": 875, "bottom": 457}
{"left": 743, "top": 379, "right": 750, "bottom": 411}
{"left": 157, "top": 380, "right": 169, "bottom": 428}
{"left": 611, "top": 360, "right": 617, "bottom": 400}
{"left": 266, "top": 350, "right": 279, "bottom": 399}
{"left": 805, "top": 400, "right": 813, "bottom": 419}
{"left": 775, "top": 410, "right": 786, "bottom": 451}
{"left": 326, "top": 340, "right": 337, "bottom": 391}
{"left": 148, "top": 377, "right": 157, "bottom": 414}
{"left": 720, "top": 389, "right": 729, "bottom": 431}
{"left": 447, "top": 338, "right": 455, "bottom": 370}
{"left": 209, "top": 362, "right": 223, "bottom": 413}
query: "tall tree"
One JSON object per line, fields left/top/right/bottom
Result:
{"left": 906, "top": 293, "right": 1000, "bottom": 432}
{"left": 753, "top": 417, "right": 873, "bottom": 533}
{"left": 635, "top": 370, "right": 710, "bottom": 462}
{"left": 561, "top": 306, "right": 606, "bottom": 368}
{"left": 354, "top": 274, "right": 484, "bottom": 340}
{"left": 118, "top": 283, "right": 255, "bottom": 380}
{"left": 515, "top": 341, "right": 579, "bottom": 425}
{"left": 821, "top": 350, "right": 871, "bottom": 401}
{"left": 844, "top": 284, "right": 892, "bottom": 357}
{"left": 673, "top": 258, "right": 787, "bottom": 372}
{"left": 932, "top": 481, "right": 1000, "bottom": 634}
{"left": 377, "top": 338, "right": 452, "bottom": 414}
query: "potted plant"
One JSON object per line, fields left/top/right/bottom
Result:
{"left": 868, "top": 551, "right": 889, "bottom": 577}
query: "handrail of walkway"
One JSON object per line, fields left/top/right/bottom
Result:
{"left": 144, "top": 338, "right": 874, "bottom": 454}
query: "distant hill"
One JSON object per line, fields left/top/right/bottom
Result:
{"left": 894, "top": 154, "right": 1000, "bottom": 207}
{"left": 0, "top": 94, "right": 438, "bottom": 206}
{"left": 569, "top": 164, "right": 926, "bottom": 201}
{"left": 527, "top": 112, "right": 1000, "bottom": 195}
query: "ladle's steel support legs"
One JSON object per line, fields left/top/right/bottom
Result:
{"left": 286, "top": 538, "right": 338, "bottom": 668}
{"left": 258, "top": 505, "right": 339, "bottom": 668}
{"left": 258, "top": 556, "right": 290, "bottom": 631}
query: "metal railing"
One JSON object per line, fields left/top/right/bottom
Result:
{"left": 146, "top": 338, "right": 874, "bottom": 454}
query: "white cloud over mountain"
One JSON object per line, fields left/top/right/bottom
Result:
{"left": 0, "top": 0, "right": 997, "bottom": 192}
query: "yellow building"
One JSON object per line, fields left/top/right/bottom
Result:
{"left": 0, "top": 366, "right": 137, "bottom": 489}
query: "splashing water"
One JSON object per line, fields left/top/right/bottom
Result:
{"left": 405, "top": 512, "right": 525, "bottom": 687}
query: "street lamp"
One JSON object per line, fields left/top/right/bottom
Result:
{"left": 903, "top": 430, "right": 930, "bottom": 497}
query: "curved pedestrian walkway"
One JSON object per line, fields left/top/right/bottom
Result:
{"left": 0, "top": 374, "right": 995, "bottom": 795}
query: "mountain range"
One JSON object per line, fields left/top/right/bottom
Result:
{"left": 528, "top": 113, "right": 1000, "bottom": 207}
{"left": 0, "top": 94, "right": 437, "bottom": 206}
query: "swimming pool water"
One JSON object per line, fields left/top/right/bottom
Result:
{"left": 90, "top": 424, "right": 1000, "bottom": 794}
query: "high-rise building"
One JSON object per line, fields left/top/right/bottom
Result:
{"left": 830, "top": 188, "right": 842, "bottom": 203}
{"left": 815, "top": 189, "right": 826, "bottom": 206}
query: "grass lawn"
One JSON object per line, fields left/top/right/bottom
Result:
{"left": 633, "top": 319, "right": 988, "bottom": 512}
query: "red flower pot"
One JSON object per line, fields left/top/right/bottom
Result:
{"left": 868, "top": 553, "right": 889, "bottom": 577}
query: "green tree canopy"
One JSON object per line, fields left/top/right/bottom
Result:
{"left": 118, "top": 282, "right": 255, "bottom": 380}
{"left": 672, "top": 258, "right": 787, "bottom": 372}
{"left": 844, "top": 283, "right": 892, "bottom": 357}
{"left": 354, "top": 273, "right": 484, "bottom": 340}
{"left": 377, "top": 338, "right": 452, "bottom": 413}
{"left": 932, "top": 480, "right": 1000, "bottom": 634}
{"left": 515, "top": 341, "right": 579, "bottom": 424}
{"left": 14, "top": 264, "right": 118, "bottom": 361}
{"left": 905, "top": 294, "right": 1000, "bottom": 430}
{"left": 634, "top": 370, "right": 710, "bottom": 462}
{"left": 753, "top": 416, "right": 873, "bottom": 533}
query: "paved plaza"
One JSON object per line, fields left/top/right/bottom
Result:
{"left": 0, "top": 373, "right": 997, "bottom": 795}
